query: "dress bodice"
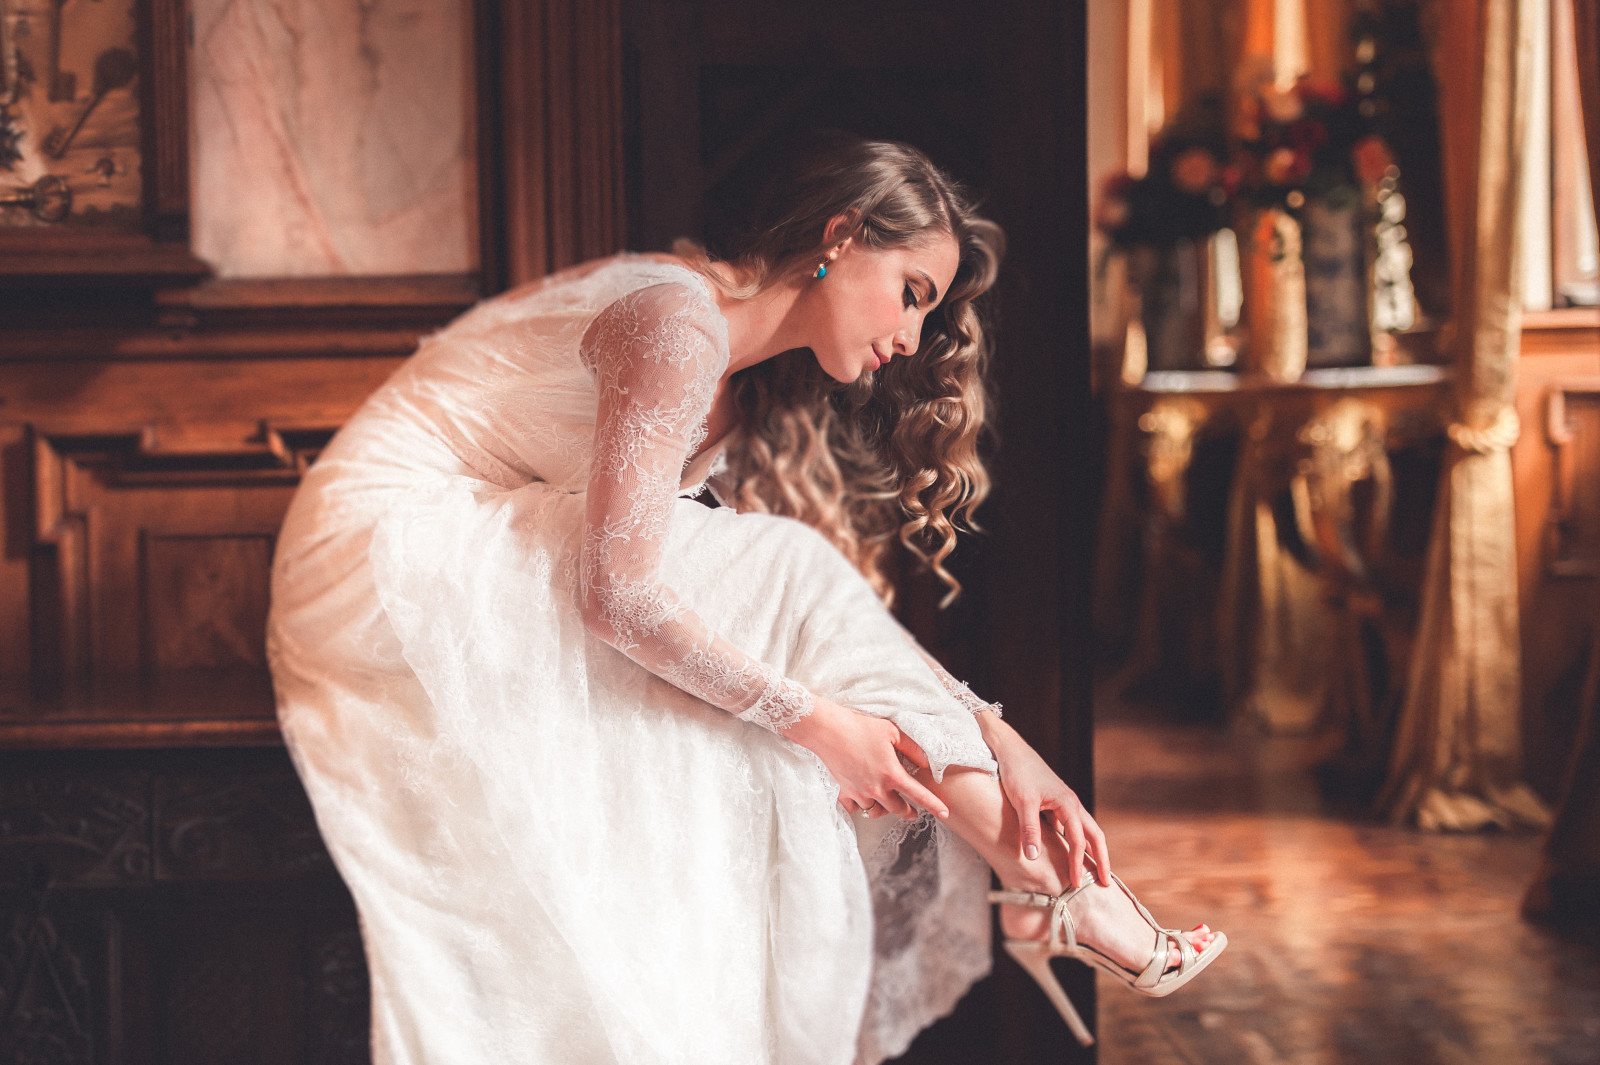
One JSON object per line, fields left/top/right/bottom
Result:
{"left": 352, "top": 255, "right": 727, "bottom": 494}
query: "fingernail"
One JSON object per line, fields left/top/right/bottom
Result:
{"left": 1025, "top": 844, "right": 1039, "bottom": 860}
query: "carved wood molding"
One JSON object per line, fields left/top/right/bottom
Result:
{"left": 1544, "top": 375, "right": 1600, "bottom": 579}
{"left": 1, "top": 275, "right": 476, "bottom": 357}
{"left": 489, "top": 0, "right": 626, "bottom": 287}
{"left": 24, "top": 424, "right": 332, "bottom": 700}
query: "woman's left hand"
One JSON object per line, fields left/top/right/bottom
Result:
{"left": 981, "top": 713, "right": 1112, "bottom": 889}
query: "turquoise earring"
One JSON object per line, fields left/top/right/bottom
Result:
{"left": 814, "top": 260, "right": 828, "bottom": 279}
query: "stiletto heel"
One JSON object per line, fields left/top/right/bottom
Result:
{"left": 1001, "top": 939, "right": 1095, "bottom": 1046}
{"left": 990, "top": 874, "right": 1226, "bottom": 1047}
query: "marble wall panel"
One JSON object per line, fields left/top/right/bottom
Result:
{"left": 190, "top": 0, "right": 477, "bottom": 277}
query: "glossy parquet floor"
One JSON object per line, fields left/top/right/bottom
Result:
{"left": 1092, "top": 711, "right": 1600, "bottom": 1065}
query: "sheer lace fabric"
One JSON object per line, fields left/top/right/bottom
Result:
{"left": 268, "top": 256, "right": 997, "bottom": 1065}
{"left": 578, "top": 282, "right": 814, "bottom": 731}
{"left": 915, "top": 643, "right": 1003, "bottom": 718}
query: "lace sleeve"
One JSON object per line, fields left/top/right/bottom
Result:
{"left": 578, "top": 281, "right": 814, "bottom": 732}
{"left": 900, "top": 628, "right": 1002, "bottom": 718}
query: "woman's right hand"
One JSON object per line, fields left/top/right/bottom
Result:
{"left": 783, "top": 698, "right": 950, "bottom": 821}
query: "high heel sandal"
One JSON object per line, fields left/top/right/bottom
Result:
{"left": 988, "top": 872, "right": 1227, "bottom": 1047}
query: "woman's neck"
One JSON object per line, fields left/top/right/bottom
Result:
{"left": 706, "top": 263, "right": 812, "bottom": 376}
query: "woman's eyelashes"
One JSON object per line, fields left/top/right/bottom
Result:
{"left": 903, "top": 283, "right": 920, "bottom": 309}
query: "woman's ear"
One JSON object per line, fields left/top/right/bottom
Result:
{"left": 821, "top": 209, "right": 862, "bottom": 250}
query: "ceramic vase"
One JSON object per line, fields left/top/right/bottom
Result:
{"left": 1302, "top": 194, "right": 1371, "bottom": 367}
{"left": 1243, "top": 205, "right": 1307, "bottom": 382}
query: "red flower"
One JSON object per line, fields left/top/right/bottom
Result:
{"left": 1297, "top": 79, "right": 1347, "bottom": 108}
{"left": 1352, "top": 135, "right": 1395, "bottom": 185}
{"left": 1288, "top": 120, "right": 1328, "bottom": 152}
{"left": 1101, "top": 171, "right": 1135, "bottom": 199}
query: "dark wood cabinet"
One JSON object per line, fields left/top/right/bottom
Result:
{"left": 0, "top": 748, "right": 366, "bottom": 1065}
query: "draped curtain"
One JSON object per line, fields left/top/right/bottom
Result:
{"left": 1523, "top": 0, "right": 1600, "bottom": 922}
{"left": 1377, "top": 0, "right": 1550, "bottom": 830}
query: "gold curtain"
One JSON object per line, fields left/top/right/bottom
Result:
{"left": 1523, "top": 0, "right": 1600, "bottom": 921}
{"left": 1377, "top": 0, "right": 1550, "bottom": 830}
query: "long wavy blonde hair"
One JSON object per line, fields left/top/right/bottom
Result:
{"left": 681, "top": 136, "right": 1005, "bottom": 606}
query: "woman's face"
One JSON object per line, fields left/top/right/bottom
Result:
{"left": 804, "top": 229, "right": 962, "bottom": 384}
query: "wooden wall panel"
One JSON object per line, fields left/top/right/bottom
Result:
{"left": 491, "top": 0, "right": 626, "bottom": 285}
{"left": 1513, "top": 312, "right": 1600, "bottom": 794}
{"left": 142, "top": 533, "right": 275, "bottom": 671}
{"left": 28, "top": 429, "right": 316, "bottom": 684}
{"left": 1543, "top": 380, "right": 1600, "bottom": 578}
{"left": 0, "top": 0, "right": 631, "bottom": 1059}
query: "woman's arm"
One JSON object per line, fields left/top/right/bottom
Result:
{"left": 579, "top": 280, "right": 946, "bottom": 820}
{"left": 975, "top": 710, "right": 1110, "bottom": 887}
{"left": 906, "top": 635, "right": 1111, "bottom": 886}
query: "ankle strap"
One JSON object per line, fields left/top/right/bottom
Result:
{"left": 990, "top": 884, "right": 1093, "bottom": 954}
{"left": 988, "top": 889, "right": 1059, "bottom": 908}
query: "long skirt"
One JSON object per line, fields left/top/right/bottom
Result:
{"left": 268, "top": 462, "right": 997, "bottom": 1065}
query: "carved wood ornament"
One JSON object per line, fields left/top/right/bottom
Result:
{"left": 1544, "top": 377, "right": 1600, "bottom": 579}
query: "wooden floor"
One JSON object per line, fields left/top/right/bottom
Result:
{"left": 1091, "top": 711, "right": 1600, "bottom": 1065}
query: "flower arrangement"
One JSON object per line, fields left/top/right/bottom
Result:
{"left": 1229, "top": 77, "right": 1392, "bottom": 210}
{"left": 1095, "top": 134, "right": 1230, "bottom": 251}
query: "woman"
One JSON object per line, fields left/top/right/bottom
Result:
{"left": 268, "top": 136, "right": 1223, "bottom": 1065}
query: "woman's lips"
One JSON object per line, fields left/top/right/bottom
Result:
{"left": 873, "top": 349, "right": 890, "bottom": 368}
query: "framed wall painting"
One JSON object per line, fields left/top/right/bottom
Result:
{"left": 0, "top": 0, "right": 206, "bottom": 282}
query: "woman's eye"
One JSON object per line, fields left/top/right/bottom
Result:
{"left": 903, "top": 284, "right": 919, "bottom": 309}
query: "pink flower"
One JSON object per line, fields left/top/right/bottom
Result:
{"left": 1170, "top": 148, "right": 1219, "bottom": 194}
{"left": 1095, "top": 197, "right": 1131, "bottom": 233}
{"left": 1234, "top": 97, "right": 1262, "bottom": 141}
{"left": 1265, "top": 147, "right": 1300, "bottom": 184}
{"left": 1261, "top": 87, "right": 1304, "bottom": 124}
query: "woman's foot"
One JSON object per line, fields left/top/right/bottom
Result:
{"left": 997, "top": 832, "right": 1215, "bottom": 974}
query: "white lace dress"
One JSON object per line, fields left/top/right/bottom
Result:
{"left": 267, "top": 255, "right": 1000, "bottom": 1065}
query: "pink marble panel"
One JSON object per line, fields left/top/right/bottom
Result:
{"left": 190, "top": 0, "right": 477, "bottom": 277}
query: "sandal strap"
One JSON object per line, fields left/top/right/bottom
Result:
{"left": 992, "top": 872, "right": 1208, "bottom": 986}
{"left": 1049, "top": 891, "right": 1083, "bottom": 954}
{"left": 988, "top": 885, "right": 1091, "bottom": 955}
{"left": 987, "top": 889, "right": 1059, "bottom": 908}
{"left": 1100, "top": 870, "right": 1201, "bottom": 988}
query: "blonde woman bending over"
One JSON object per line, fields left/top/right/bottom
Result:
{"left": 268, "top": 134, "right": 1224, "bottom": 1065}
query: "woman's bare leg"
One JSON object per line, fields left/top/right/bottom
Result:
{"left": 916, "top": 767, "right": 1212, "bottom": 972}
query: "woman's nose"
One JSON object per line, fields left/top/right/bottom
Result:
{"left": 895, "top": 330, "right": 919, "bottom": 357}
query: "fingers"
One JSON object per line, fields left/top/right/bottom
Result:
{"left": 1083, "top": 814, "right": 1112, "bottom": 886}
{"left": 889, "top": 768, "right": 949, "bottom": 822}
{"left": 1058, "top": 814, "right": 1088, "bottom": 890}
{"left": 1014, "top": 795, "right": 1044, "bottom": 862}
{"left": 878, "top": 790, "right": 916, "bottom": 819}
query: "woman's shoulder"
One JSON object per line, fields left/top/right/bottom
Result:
{"left": 443, "top": 253, "right": 720, "bottom": 338}
{"left": 580, "top": 259, "right": 731, "bottom": 371}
